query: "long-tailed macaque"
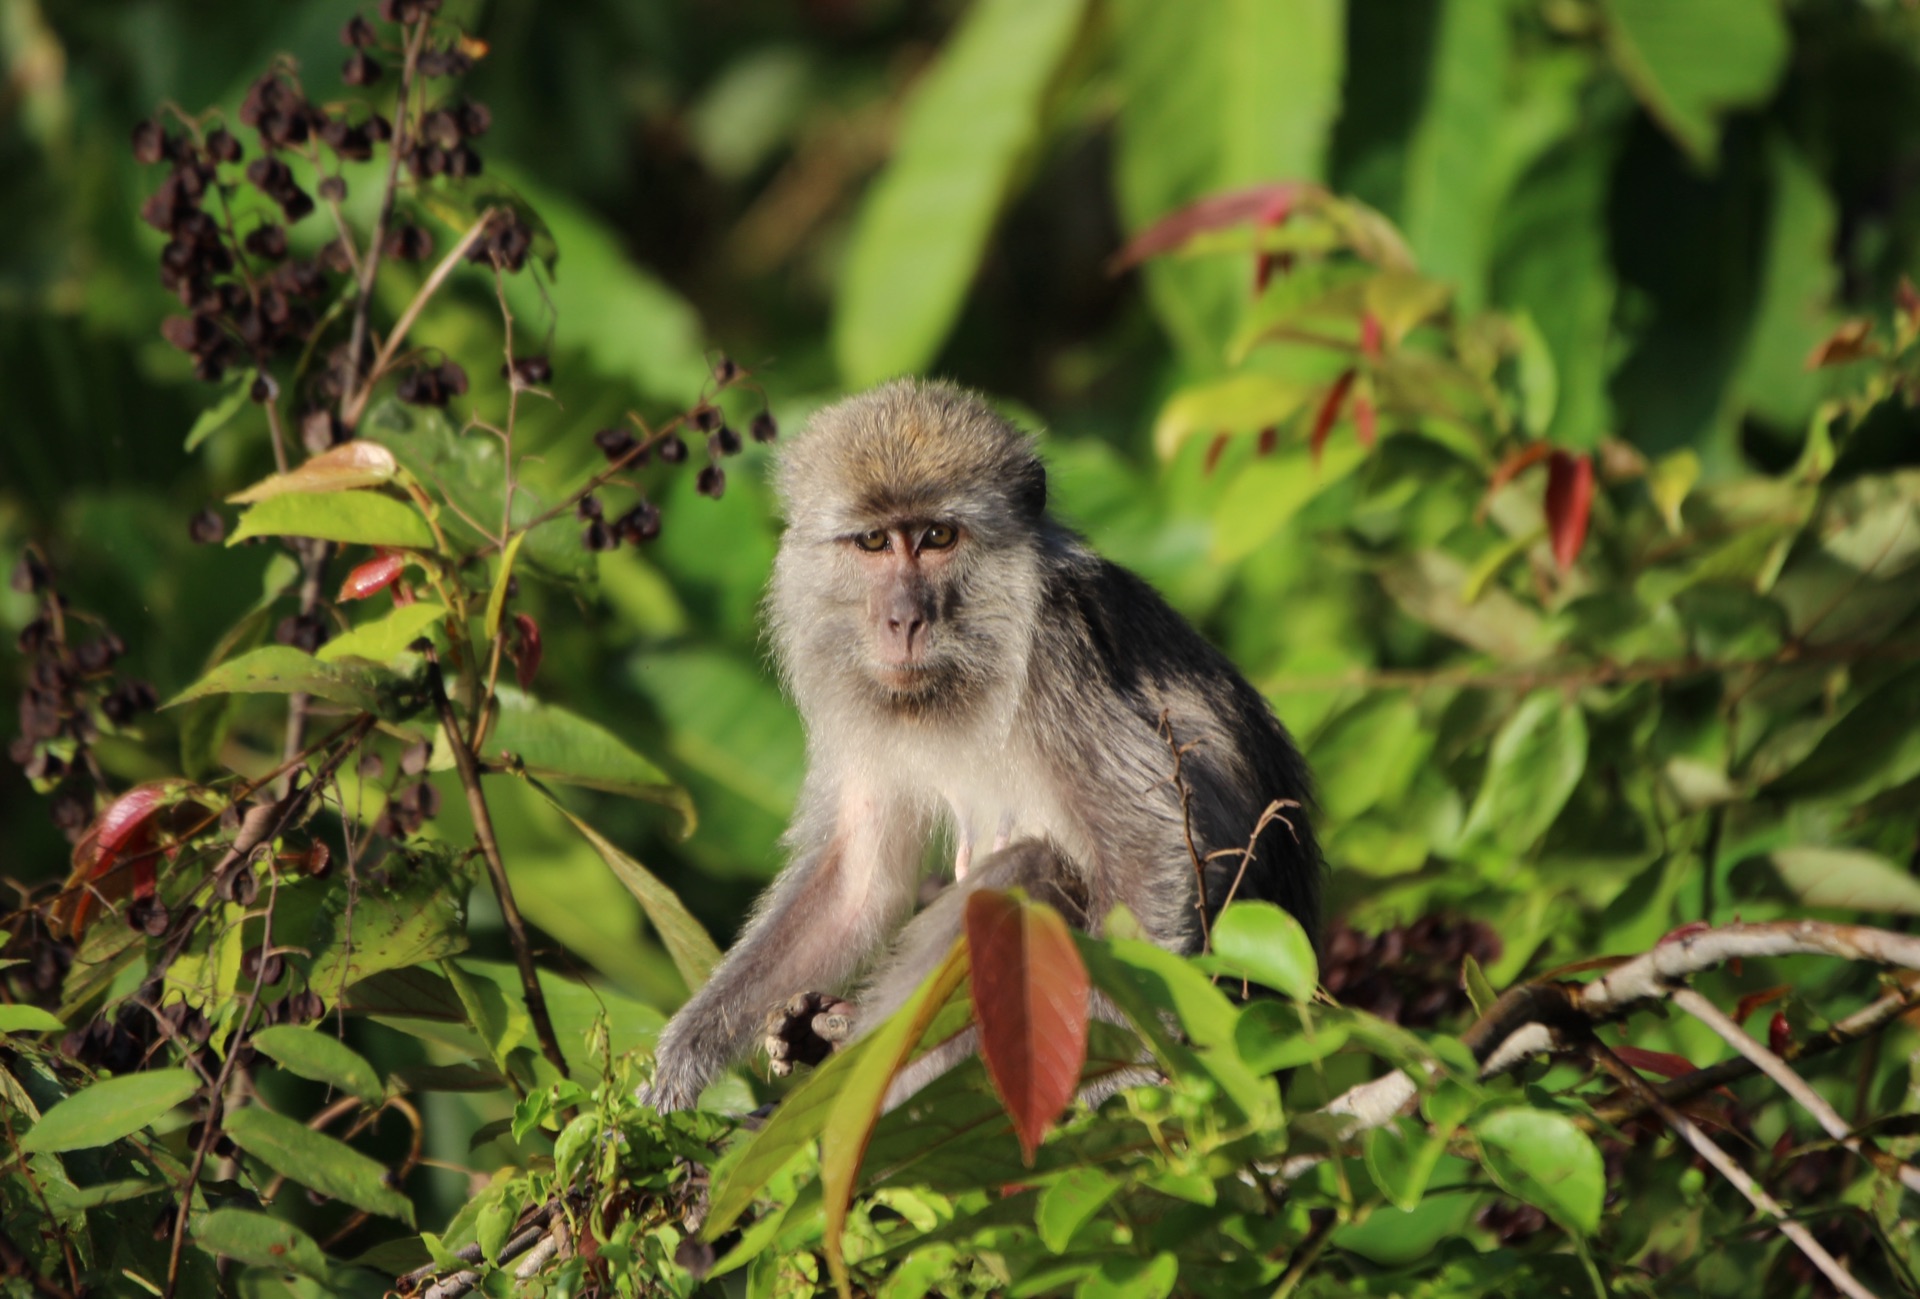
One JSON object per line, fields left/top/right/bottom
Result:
{"left": 641, "top": 379, "right": 1321, "bottom": 1111}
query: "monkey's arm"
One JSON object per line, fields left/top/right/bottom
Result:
{"left": 641, "top": 784, "right": 924, "bottom": 1111}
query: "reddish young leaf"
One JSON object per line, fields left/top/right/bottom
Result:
{"left": 1256, "top": 425, "right": 1279, "bottom": 457}
{"left": 1733, "top": 984, "right": 1790, "bottom": 1026}
{"left": 1202, "top": 432, "right": 1230, "bottom": 476}
{"left": 1352, "top": 390, "right": 1378, "bottom": 449}
{"left": 1544, "top": 450, "right": 1595, "bottom": 570}
{"left": 1612, "top": 1045, "right": 1698, "bottom": 1080}
{"left": 54, "top": 780, "right": 207, "bottom": 937}
{"left": 1805, "top": 318, "right": 1879, "bottom": 369}
{"left": 1308, "top": 369, "right": 1357, "bottom": 465}
{"left": 1108, "top": 181, "right": 1324, "bottom": 273}
{"left": 1359, "top": 311, "right": 1383, "bottom": 360}
{"left": 338, "top": 550, "right": 405, "bottom": 601}
{"left": 1250, "top": 191, "right": 1296, "bottom": 294}
{"left": 510, "top": 612, "right": 543, "bottom": 690}
{"left": 965, "top": 889, "right": 1090, "bottom": 1164}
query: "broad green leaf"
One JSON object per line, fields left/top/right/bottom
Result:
{"left": 833, "top": 0, "right": 1088, "bottom": 385}
{"left": 1233, "top": 1001, "right": 1350, "bottom": 1073}
{"left": 1762, "top": 669, "right": 1920, "bottom": 805}
{"left": 1081, "top": 1252, "right": 1178, "bottom": 1299}
{"left": 1401, "top": 0, "right": 1510, "bottom": 309}
{"left": 527, "top": 781, "right": 720, "bottom": 992}
{"left": 1207, "top": 901, "right": 1317, "bottom": 1001}
{"left": 301, "top": 849, "right": 471, "bottom": 1003}
{"left": 223, "top": 1106, "right": 416, "bottom": 1225}
{"left": 1112, "top": 0, "right": 1343, "bottom": 365}
{"left": 1152, "top": 374, "right": 1316, "bottom": 461}
{"left": 471, "top": 687, "right": 693, "bottom": 826}
{"left": 228, "top": 490, "right": 433, "bottom": 550}
{"left": 1036, "top": 1166, "right": 1120, "bottom": 1253}
{"left": 1602, "top": 0, "right": 1788, "bottom": 164}
{"left": 1473, "top": 1106, "right": 1604, "bottom": 1235}
{"left": 1311, "top": 694, "right": 1433, "bottom": 822}
{"left": 1365, "top": 1115, "right": 1449, "bottom": 1213}
{"left": 227, "top": 442, "right": 402, "bottom": 503}
{"left": 193, "top": 1208, "right": 329, "bottom": 1281}
{"left": 1457, "top": 690, "right": 1587, "bottom": 855}
{"left": 1734, "top": 141, "right": 1838, "bottom": 429}
{"left": 20, "top": 1069, "right": 200, "bottom": 1153}
{"left": 40, "top": 1179, "right": 163, "bottom": 1216}
{"left": 1379, "top": 550, "right": 1554, "bottom": 661}
{"left": 1766, "top": 847, "right": 1920, "bottom": 916}
{"left": 163, "top": 645, "right": 420, "bottom": 720}
{"left": 250, "top": 1026, "right": 384, "bottom": 1105}
{"left": 629, "top": 649, "right": 804, "bottom": 818}
{"left": 441, "top": 958, "right": 526, "bottom": 1076}
{"left": 0, "top": 1005, "right": 63, "bottom": 1034}
{"left": 184, "top": 369, "right": 255, "bottom": 451}
{"left": 1211, "top": 435, "right": 1368, "bottom": 564}
{"left": 317, "top": 602, "right": 446, "bottom": 665}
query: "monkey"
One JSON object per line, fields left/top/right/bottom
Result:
{"left": 640, "top": 378, "right": 1320, "bottom": 1113}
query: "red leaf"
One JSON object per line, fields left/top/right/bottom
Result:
{"left": 338, "top": 550, "right": 405, "bottom": 601}
{"left": 1613, "top": 1045, "right": 1697, "bottom": 1080}
{"left": 55, "top": 780, "right": 202, "bottom": 937}
{"left": 1109, "top": 182, "right": 1324, "bottom": 273}
{"left": 1202, "top": 432, "right": 1230, "bottom": 475}
{"left": 965, "top": 889, "right": 1090, "bottom": 1164}
{"left": 1544, "top": 451, "right": 1594, "bottom": 570}
{"left": 1308, "top": 369, "right": 1357, "bottom": 465}
{"left": 1733, "top": 984, "right": 1790, "bottom": 1026}
{"left": 1256, "top": 425, "right": 1278, "bottom": 457}
{"left": 1769, "top": 1012, "right": 1791, "bottom": 1057}
{"left": 1352, "top": 391, "right": 1377, "bottom": 449}
{"left": 1359, "top": 312, "right": 1383, "bottom": 360}
{"left": 510, "top": 612, "right": 543, "bottom": 690}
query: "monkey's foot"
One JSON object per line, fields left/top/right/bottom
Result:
{"left": 764, "top": 992, "right": 857, "bottom": 1077}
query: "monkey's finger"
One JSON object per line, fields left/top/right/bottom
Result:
{"left": 767, "top": 1057, "right": 793, "bottom": 1078}
{"left": 812, "top": 1012, "right": 855, "bottom": 1043}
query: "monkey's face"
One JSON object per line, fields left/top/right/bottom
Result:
{"left": 847, "top": 518, "right": 962, "bottom": 695}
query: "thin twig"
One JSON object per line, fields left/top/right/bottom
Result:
{"left": 342, "top": 212, "right": 495, "bottom": 429}
{"left": 424, "top": 658, "right": 569, "bottom": 1079}
{"left": 1157, "top": 711, "right": 1212, "bottom": 954}
{"left": 1670, "top": 985, "right": 1920, "bottom": 1196}
{"left": 1587, "top": 1037, "right": 1876, "bottom": 1299}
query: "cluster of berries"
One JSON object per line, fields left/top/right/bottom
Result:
{"left": 9, "top": 553, "right": 157, "bottom": 840}
{"left": 1319, "top": 912, "right": 1502, "bottom": 1030}
{"left": 367, "top": 741, "right": 441, "bottom": 840}
{"left": 579, "top": 357, "right": 779, "bottom": 553}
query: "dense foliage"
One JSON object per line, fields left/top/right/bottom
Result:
{"left": 4, "top": 2, "right": 1920, "bottom": 1297}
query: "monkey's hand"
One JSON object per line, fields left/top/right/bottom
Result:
{"left": 763, "top": 992, "right": 857, "bottom": 1077}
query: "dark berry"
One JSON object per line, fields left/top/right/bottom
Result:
{"left": 713, "top": 425, "right": 743, "bottom": 456}
{"left": 189, "top": 508, "right": 227, "bottom": 544}
{"left": 696, "top": 465, "right": 725, "bottom": 499}
{"left": 750, "top": 411, "right": 778, "bottom": 442}
{"left": 657, "top": 435, "right": 687, "bottom": 464}
{"left": 592, "top": 427, "right": 636, "bottom": 461}
{"left": 342, "top": 51, "right": 383, "bottom": 86}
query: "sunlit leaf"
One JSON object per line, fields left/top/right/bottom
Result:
{"left": 1207, "top": 901, "right": 1317, "bottom": 1001}
{"left": 228, "top": 489, "right": 434, "bottom": 550}
{"left": 1766, "top": 846, "right": 1920, "bottom": 916}
{"left": 251, "top": 1026, "right": 385, "bottom": 1105}
{"left": 1473, "top": 1106, "right": 1604, "bottom": 1235}
{"left": 227, "top": 441, "right": 401, "bottom": 503}
{"left": 163, "top": 645, "right": 421, "bottom": 720}
{"left": 1154, "top": 373, "right": 1316, "bottom": 461}
{"left": 1601, "top": 0, "right": 1788, "bottom": 164}
{"left": 224, "top": 1106, "right": 416, "bottom": 1225}
{"left": 473, "top": 686, "right": 693, "bottom": 823}
{"left": 1457, "top": 690, "right": 1587, "bottom": 855}
{"left": 965, "top": 890, "right": 1089, "bottom": 1164}
{"left": 193, "top": 1208, "right": 329, "bottom": 1281}
{"left": 317, "top": 602, "right": 445, "bottom": 664}
{"left": 19, "top": 1069, "right": 200, "bottom": 1153}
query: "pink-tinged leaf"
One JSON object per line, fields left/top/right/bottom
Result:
{"left": 1359, "top": 312, "right": 1383, "bottom": 360}
{"left": 1544, "top": 451, "right": 1594, "bottom": 570}
{"left": 965, "top": 889, "right": 1090, "bottom": 1165}
{"left": 1805, "top": 318, "right": 1879, "bottom": 369}
{"left": 1612, "top": 1045, "right": 1697, "bottom": 1080}
{"left": 1769, "top": 1012, "right": 1791, "bottom": 1056}
{"left": 1308, "top": 369, "right": 1357, "bottom": 466}
{"left": 510, "top": 613, "right": 543, "bottom": 690}
{"left": 1256, "top": 425, "right": 1279, "bottom": 457}
{"left": 55, "top": 780, "right": 209, "bottom": 937}
{"left": 1657, "top": 921, "right": 1713, "bottom": 946}
{"left": 338, "top": 551, "right": 405, "bottom": 602}
{"left": 227, "top": 441, "right": 400, "bottom": 504}
{"left": 1733, "top": 984, "right": 1790, "bottom": 1026}
{"left": 1109, "top": 182, "right": 1325, "bottom": 273}
{"left": 1352, "top": 390, "right": 1377, "bottom": 449}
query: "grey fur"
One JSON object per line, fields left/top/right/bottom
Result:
{"left": 640, "top": 379, "right": 1321, "bottom": 1112}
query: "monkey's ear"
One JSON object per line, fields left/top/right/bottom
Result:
{"left": 1016, "top": 462, "right": 1047, "bottom": 518}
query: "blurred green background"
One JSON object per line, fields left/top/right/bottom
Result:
{"left": 5, "top": 0, "right": 1919, "bottom": 1017}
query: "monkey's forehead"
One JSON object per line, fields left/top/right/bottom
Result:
{"left": 776, "top": 379, "right": 1045, "bottom": 526}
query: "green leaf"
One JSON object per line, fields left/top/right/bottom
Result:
{"left": 223, "top": 1107, "right": 416, "bottom": 1225}
{"left": 468, "top": 687, "right": 691, "bottom": 827}
{"left": 1211, "top": 435, "right": 1368, "bottom": 564}
{"left": 20, "top": 1069, "right": 201, "bottom": 1153}
{"left": 1152, "top": 374, "right": 1316, "bottom": 461}
{"left": 1457, "top": 690, "right": 1588, "bottom": 855}
{"left": 229, "top": 490, "right": 434, "bottom": 550}
{"left": 1461, "top": 955, "right": 1498, "bottom": 1018}
{"left": 1601, "top": 0, "right": 1789, "bottom": 164}
{"left": 163, "top": 645, "right": 420, "bottom": 720}
{"left": 193, "top": 1208, "right": 329, "bottom": 1281}
{"left": 227, "top": 442, "right": 403, "bottom": 504}
{"left": 301, "top": 849, "right": 471, "bottom": 1003}
{"left": 1473, "top": 1106, "right": 1604, "bottom": 1235}
{"left": 526, "top": 781, "right": 720, "bottom": 992}
{"left": 484, "top": 532, "right": 526, "bottom": 641}
{"left": 0, "top": 1005, "right": 64, "bottom": 1034}
{"left": 250, "top": 1026, "right": 384, "bottom": 1106}
{"left": 184, "top": 369, "right": 255, "bottom": 451}
{"left": 1365, "top": 1115, "right": 1449, "bottom": 1213}
{"left": 1207, "top": 901, "right": 1317, "bottom": 1000}
{"left": 317, "top": 602, "right": 446, "bottom": 665}
{"left": 1233, "top": 1001, "right": 1350, "bottom": 1073}
{"left": 1764, "top": 669, "right": 1920, "bottom": 805}
{"left": 1766, "top": 847, "right": 1920, "bottom": 916}
{"left": 1036, "top": 1166, "right": 1120, "bottom": 1253}
{"left": 833, "top": 0, "right": 1089, "bottom": 385}
{"left": 1080, "top": 1252, "right": 1178, "bottom": 1299}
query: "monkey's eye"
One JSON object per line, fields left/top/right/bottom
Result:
{"left": 920, "top": 523, "right": 958, "bottom": 551}
{"left": 853, "top": 529, "right": 890, "bottom": 553}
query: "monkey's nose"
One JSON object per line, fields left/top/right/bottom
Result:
{"left": 887, "top": 614, "right": 927, "bottom": 657}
